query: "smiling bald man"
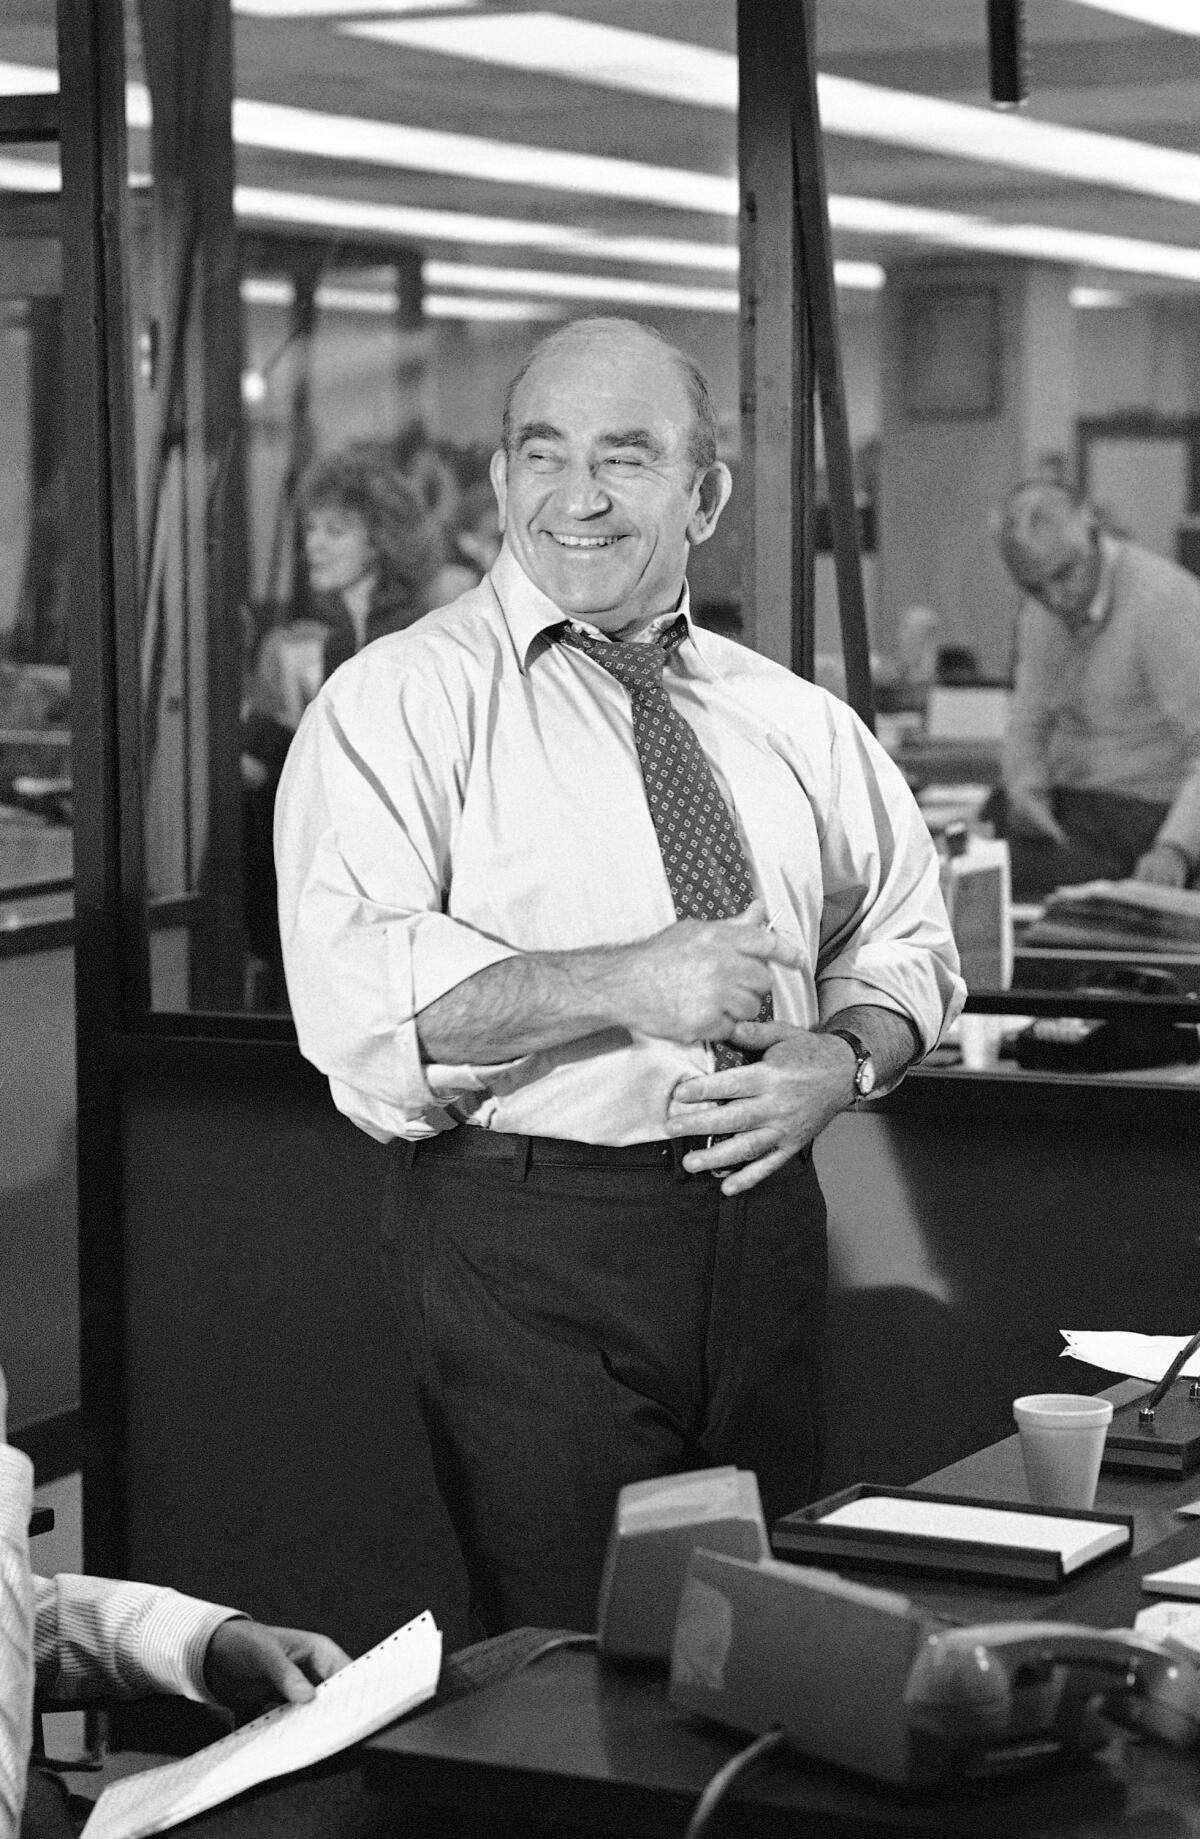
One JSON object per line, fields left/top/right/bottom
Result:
{"left": 275, "top": 317, "right": 962, "bottom": 1638}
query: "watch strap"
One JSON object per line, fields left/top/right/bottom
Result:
{"left": 825, "top": 1027, "right": 874, "bottom": 1098}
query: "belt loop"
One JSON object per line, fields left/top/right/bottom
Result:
{"left": 669, "top": 1136, "right": 691, "bottom": 1181}
{"left": 401, "top": 1139, "right": 419, "bottom": 1169}
{"left": 510, "top": 1134, "right": 532, "bottom": 1182}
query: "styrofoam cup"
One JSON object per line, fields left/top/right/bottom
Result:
{"left": 1012, "top": 1393, "right": 1114, "bottom": 1510}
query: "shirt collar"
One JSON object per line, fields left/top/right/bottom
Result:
{"left": 488, "top": 542, "right": 696, "bottom": 672}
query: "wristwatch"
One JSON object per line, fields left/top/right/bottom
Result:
{"left": 825, "top": 1027, "right": 878, "bottom": 1100}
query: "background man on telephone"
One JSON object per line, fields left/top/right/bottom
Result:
{"left": 994, "top": 478, "right": 1200, "bottom": 900}
{"left": 276, "top": 316, "right": 964, "bottom": 1638}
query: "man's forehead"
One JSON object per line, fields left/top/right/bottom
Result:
{"left": 512, "top": 334, "right": 691, "bottom": 429}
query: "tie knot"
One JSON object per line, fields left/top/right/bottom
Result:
{"left": 560, "top": 618, "right": 685, "bottom": 694}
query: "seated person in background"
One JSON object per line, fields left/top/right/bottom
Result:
{"left": 993, "top": 479, "right": 1200, "bottom": 900}
{"left": 252, "top": 442, "right": 446, "bottom": 737}
{"left": 0, "top": 1365, "right": 349, "bottom": 1839}
{"left": 242, "top": 443, "right": 447, "bottom": 1001}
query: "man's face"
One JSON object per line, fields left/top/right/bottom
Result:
{"left": 490, "top": 328, "right": 730, "bottom": 635}
{"left": 1004, "top": 507, "right": 1102, "bottom": 627}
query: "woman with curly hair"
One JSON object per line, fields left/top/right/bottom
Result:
{"left": 242, "top": 442, "right": 446, "bottom": 1003}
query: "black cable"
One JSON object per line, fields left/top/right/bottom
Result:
{"left": 684, "top": 1726, "right": 788, "bottom": 1839}
{"left": 513, "top": 1631, "right": 598, "bottom": 1673}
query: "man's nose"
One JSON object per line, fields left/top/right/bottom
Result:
{"left": 559, "top": 460, "right": 610, "bottom": 518}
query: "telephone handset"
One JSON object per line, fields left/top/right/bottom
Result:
{"left": 905, "top": 1620, "right": 1200, "bottom": 1765}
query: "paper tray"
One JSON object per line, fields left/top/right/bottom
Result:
{"left": 771, "top": 1484, "right": 1133, "bottom": 1589}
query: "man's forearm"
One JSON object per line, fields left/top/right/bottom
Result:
{"left": 416, "top": 950, "right": 628, "bottom": 1064}
{"left": 820, "top": 1004, "right": 922, "bottom": 1096}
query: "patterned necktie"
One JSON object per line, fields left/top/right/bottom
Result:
{"left": 560, "top": 619, "right": 772, "bottom": 1068}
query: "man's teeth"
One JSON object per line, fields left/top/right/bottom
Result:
{"left": 551, "top": 534, "right": 618, "bottom": 548}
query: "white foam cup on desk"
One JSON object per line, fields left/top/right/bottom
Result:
{"left": 1013, "top": 1393, "right": 1114, "bottom": 1510}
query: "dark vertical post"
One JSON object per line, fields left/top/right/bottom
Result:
{"left": 58, "top": 0, "right": 143, "bottom": 1575}
{"left": 789, "top": 0, "right": 876, "bottom": 728}
{"left": 737, "top": 0, "right": 813, "bottom": 677}
{"left": 140, "top": 0, "right": 249, "bottom": 1009}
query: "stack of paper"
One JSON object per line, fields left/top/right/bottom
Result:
{"left": 81, "top": 1611, "right": 441, "bottom": 1839}
{"left": 1023, "top": 881, "right": 1200, "bottom": 955}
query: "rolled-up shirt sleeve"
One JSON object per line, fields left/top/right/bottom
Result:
{"left": 275, "top": 662, "right": 523, "bottom": 1141}
{"left": 814, "top": 707, "right": 965, "bottom": 1051}
{"left": 0, "top": 1447, "right": 33, "bottom": 1839}
{"left": 34, "top": 1575, "right": 239, "bottom": 1706}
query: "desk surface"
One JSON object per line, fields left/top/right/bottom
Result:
{"left": 363, "top": 1378, "right": 1200, "bottom": 1837}
{"left": 132, "top": 1381, "right": 1200, "bottom": 1838}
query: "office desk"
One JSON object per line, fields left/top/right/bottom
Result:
{"left": 119, "top": 1382, "right": 1200, "bottom": 1837}
{"left": 363, "top": 1379, "right": 1200, "bottom": 1837}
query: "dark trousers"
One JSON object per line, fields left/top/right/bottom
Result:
{"left": 1004, "top": 786, "right": 1170, "bottom": 901}
{"left": 380, "top": 1141, "right": 828, "bottom": 1638}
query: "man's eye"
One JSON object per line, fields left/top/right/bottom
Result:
{"left": 523, "top": 449, "right": 560, "bottom": 471}
{"left": 604, "top": 454, "right": 644, "bottom": 470}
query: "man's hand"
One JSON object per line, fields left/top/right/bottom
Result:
{"left": 615, "top": 902, "right": 807, "bottom": 1045}
{"left": 1008, "top": 787, "right": 1068, "bottom": 846}
{"left": 203, "top": 1619, "right": 351, "bottom": 1717}
{"left": 1134, "top": 843, "right": 1193, "bottom": 888}
{"left": 663, "top": 1021, "right": 857, "bottom": 1195}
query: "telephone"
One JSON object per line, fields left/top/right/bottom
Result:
{"left": 668, "top": 1550, "right": 1200, "bottom": 1787}
{"left": 906, "top": 1620, "right": 1200, "bottom": 1769}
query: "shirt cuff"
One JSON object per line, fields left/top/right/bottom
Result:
{"left": 129, "top": 1590, "right": 244, "bottom": 1705}
{"left": 818, "top": 967, "right": 965, "bottom": 1056}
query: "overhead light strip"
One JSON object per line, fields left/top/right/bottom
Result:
{"left": 1064, "top": 0, "right": 1200, "bottom": 34}
{"left": 4, "top": 148, "right": 1199, "bottom": 288}
{"left": 342, "top": 15, "right": 1200, "bottom": 207}
{"left": 6, "top": 45, "right": 1200, "bottom": 214}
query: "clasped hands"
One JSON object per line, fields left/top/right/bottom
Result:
{"left": 620, "top": 900, "right": 857, "bottom": 1196}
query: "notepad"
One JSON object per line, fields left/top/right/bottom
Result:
{"left": 818, "top": 1497, "right": 1128, "bottom": 1573}
{"left": 1142, "top": 1556, "right": 1200, "bottom": 1601}
{"left": 80, "top": 1610, "right": 442, "bottom": 1839}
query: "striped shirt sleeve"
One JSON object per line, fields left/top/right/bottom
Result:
{"left": 34, "top": 1574, "right": 241, "bottom": 1706}
{"left": 0, "top": 1446, "right": 34, "bottom": 1839}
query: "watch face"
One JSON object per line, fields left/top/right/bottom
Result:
{"left": 856, "top": 1056, "right": 878, "bottom": 1098}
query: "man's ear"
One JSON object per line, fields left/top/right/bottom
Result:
{"left": 688, "top": 462, "right": 733, "bottom": 546}
{"left": 489, "top": 447, "right": 509, "bottom": 531}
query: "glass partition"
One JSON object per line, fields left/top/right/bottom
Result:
{"left": 11, "top": 0, "right": 1200, "bottom": 1059}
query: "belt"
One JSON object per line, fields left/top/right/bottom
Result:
{"left": 399, "top": 1129, "right": 812, "bottom": 1174}
{"left": 401, "top": 1129, "right": 708, "bottom": 1170}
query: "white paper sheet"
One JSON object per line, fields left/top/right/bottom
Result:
{"left": 1060, "top": 1331, "right": 1200, "bottom": 1383}
{"left": 80, "top": 1610, "right": 441, "bottom": 1839}
{"left": 819, "top": 1496, "right": 1126, "bottom": 1569}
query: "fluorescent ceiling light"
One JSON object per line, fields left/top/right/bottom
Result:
{"left": 424, "top": 260, "right": 737, "bottom": 312}
{"left": 343, "top": 17, "right": 1200, "bottom": 209}
{"left": 4, "top": 148, "right": 1200, "bottom": 290}
{"left": 835, "top": 261, "right": 886, "bottom": 291}
{"left": 1070, "top": 285, "right": 1128, "bottom": 307}
{"left": 830, "top": 193, "right": 1200, "bottom": 283}
{"left": 818, "top": 75, "right": 1200, "bottom": 208}
{"left": 1065, "top": 0, "right": 1200, "bottom": 33}
{"left": 231, "top": 97, "right": 736, "bottom": 214}
{"left": 0, "top": 155, "right": 58, "bottom": 191}
{"left": 237, "top": 0, "right": 475, "bottom": 14}
{"left": 423, "top": 295, "right": 563, "bottom": 322}
{"left": 235, "top": 186, "right": 738, "bottom": 271}
{"left": 346, "top": 12, "right": 737, "bottom": 109}
{"left": 7, "top": 47, "right": 1200, "bottom": 215}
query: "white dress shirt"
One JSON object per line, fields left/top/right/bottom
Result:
{"left": 0, "top": 1446, "right": 238, "bottom": 1839}
{"left": 276, "top": 544, "right": 964, "bottom": 1146}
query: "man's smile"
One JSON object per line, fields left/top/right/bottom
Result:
{"left": 544, "top": 532, "right": 624, "bottom": 549}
